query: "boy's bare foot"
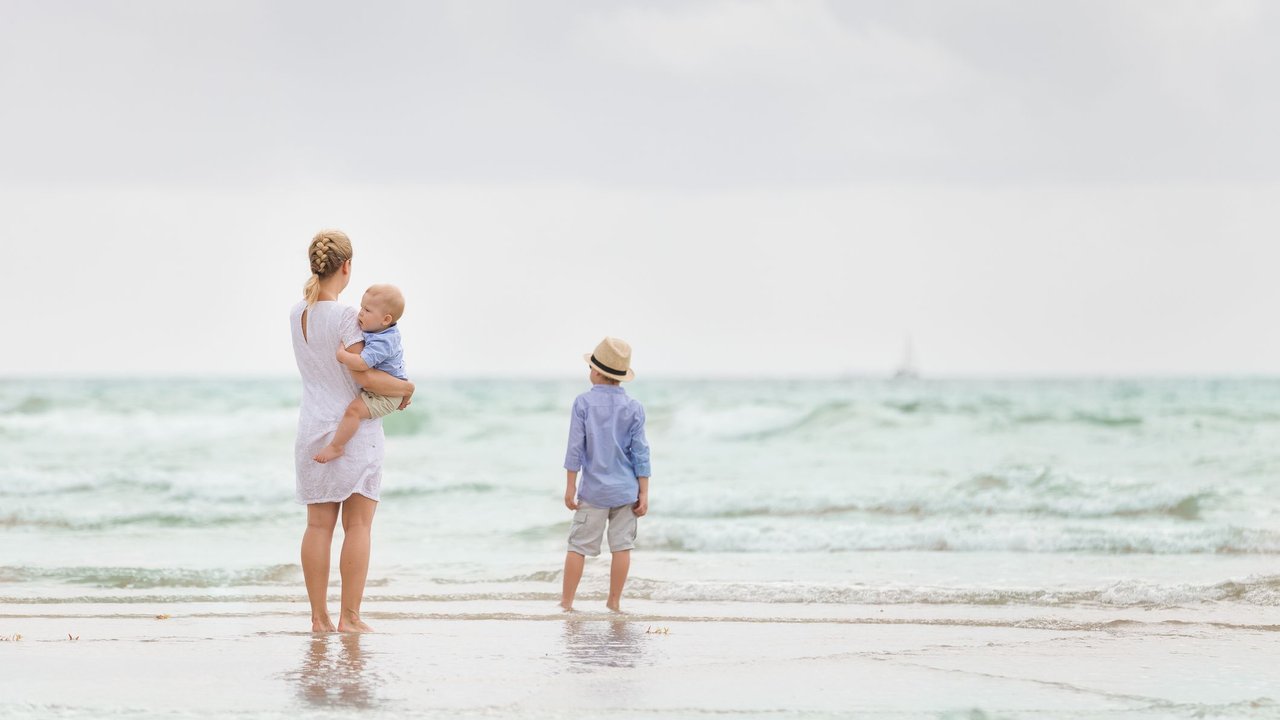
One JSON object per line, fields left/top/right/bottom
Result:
{"left": 311, "top": 616, "right": 336, "bottom": 633}
{"left": 606, "top": 600, "right": 622, "bottom": 613}
{"left": 338, "top": 610, "right": 374, "bottom": 633}
{"left": 559, "top": 601, "right": 575, "bottom": 612}
{"left": 313, "top": 445, "right": 344, "bottom": 464}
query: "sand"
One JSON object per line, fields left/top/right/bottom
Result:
{"left": 2, "top": 599, "right": 1277, "bottom": 719}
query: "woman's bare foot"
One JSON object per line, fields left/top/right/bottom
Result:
{"left": 312, "top": 615, "right": 336, "bottom": 633}
{"left": 313, "top": 445, "right": 344, "bottom": 464}
{"left": 338, "top": 609, "right": 374, "bottom": 633}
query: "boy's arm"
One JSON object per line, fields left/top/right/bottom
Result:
{"left": 565, "top": 470, "right": 579, "bottom": 510}
{"left": 631, "top": 405, "right": 651, "bottom": 516}
{"left": 563, "top": 399, "right": 586, "bottom": 509}
{"left": 634, "top": 476, "right": 649, "bottom": 516}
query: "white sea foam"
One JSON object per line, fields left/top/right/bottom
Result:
{"left": 640, "top": 517, "right": 1280, "bottom": 554}
{"left": 623, "top": 575, "right": 1280, "bottom": 607}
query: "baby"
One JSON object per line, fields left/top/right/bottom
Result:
{"left": 314, "top": 284, "right": 409, "bottom": 464}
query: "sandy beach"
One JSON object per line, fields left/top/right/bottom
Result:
{"left": 3, "top": 592, "right": 1278, "bottom": 719}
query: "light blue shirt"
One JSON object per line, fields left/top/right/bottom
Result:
{"left": 563, "top": 385, "right": 651, "bottom": 508}
{"left": 360, "top": 325, "right": 407, "bottom": 380}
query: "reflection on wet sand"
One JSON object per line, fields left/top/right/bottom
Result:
{"left": 289, "top": 633, "right": 382, "bottom": 709}
{"left": 561, "top": 618, "right": 647, "bottom": 673}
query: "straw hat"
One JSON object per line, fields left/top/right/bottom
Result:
{"left": 584, "top": 337, "right": 635, "bottom": 382}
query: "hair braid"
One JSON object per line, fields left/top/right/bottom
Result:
{"left": 302, "top": 230, "right": 354, "bottom": 306}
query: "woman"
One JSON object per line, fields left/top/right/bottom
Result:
{"left": 290, "top": 230, "right": 415, "bottom": 633}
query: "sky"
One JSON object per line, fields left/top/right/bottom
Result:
{"left": 2, "top": 0, "right": 1279, "bottom": 377}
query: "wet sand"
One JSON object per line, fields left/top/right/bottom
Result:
{"left": 2, "top": 600, "right": 1277, "bottom": 719}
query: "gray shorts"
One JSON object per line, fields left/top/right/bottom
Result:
{"left": 567, "top": 501, "right": 638, "bottom": 557}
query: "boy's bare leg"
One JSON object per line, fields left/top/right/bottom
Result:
{"left": 607, "top": 549, "right": 630, "bottom": 612}
{"left": 315, "top": 397, "right": 372, "bottom": 463}
{"left": 561, "top": 551, "right": 585, "bottom": 610}
{"left": 301, "top": 502, "right": 339, "bottom": 632}
{"left": 337, "top": 493, "right": 378, "bottom": 633}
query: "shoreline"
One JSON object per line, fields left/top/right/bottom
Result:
{"left": 3, "top": 604, "right": 1277, "bottom": 719}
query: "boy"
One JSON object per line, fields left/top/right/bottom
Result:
{"left": 560, "top": 336, "right": 651, "bottom": 612}
{"left": 314, "top": 284, "right": 410, "bottom": 464}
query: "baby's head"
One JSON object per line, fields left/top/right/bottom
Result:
{"left": 357, "top": 284, "right": 405, "bottom": 333}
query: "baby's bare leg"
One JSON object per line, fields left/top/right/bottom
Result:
{"left": 314, "top": 397, "right": 372, "bottom": 463}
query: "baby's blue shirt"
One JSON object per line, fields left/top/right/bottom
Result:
{"left": 360, "top": 324, "right": 407, "bottom": 380}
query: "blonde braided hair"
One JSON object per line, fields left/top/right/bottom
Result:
{"left": 303, "top": 230, "right": 354, "bottom": 306}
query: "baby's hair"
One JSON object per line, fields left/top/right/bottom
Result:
{"left": 366, "top": 284, "right": 405, "bottom": 322}
{"left": 303, "top": 230, "right": 354, "bottom": 307}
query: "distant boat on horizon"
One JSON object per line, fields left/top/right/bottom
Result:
{"left": 892, "top": 336, "right": 920, "bottom": 380}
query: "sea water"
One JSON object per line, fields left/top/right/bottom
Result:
{"left": 2, "top": 378, "right": 1278, "bottom": 717}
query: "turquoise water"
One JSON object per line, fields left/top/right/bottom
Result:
{"left": 1, "top": 377, "right": 1278, "bottom": 604}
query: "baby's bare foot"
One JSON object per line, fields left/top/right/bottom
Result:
{"left": 338, "top": 611, "right": 374, "bottom": 633}
{"left": 313, "top": 445, "right": 344, "bottom": 464}
{"left": 312, "top": 616, "right": 336, "bottom": 633}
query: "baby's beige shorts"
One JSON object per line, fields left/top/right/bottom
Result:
{"left": 567, "top": 501, "right": 638, "bottom": 557}
{"left": 361, "top": 391, "right": 402, "bottom": 419}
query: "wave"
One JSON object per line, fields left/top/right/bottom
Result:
{"left": 622, "top": 575, "right": 1280, "bottom": 607}
{"left": 381, "top": 482, "right": 501, "bottom": 499}
{"left": 725, "top": 401, "right": 856, "bottom": 441}
{"left": 662, "top": 466, "right": 1214, "bottom": 522}
{"left": 667, "top": 494, "right": 1206, "bottom": 522}
{"left": 0, "top": 564, "right": 302, "bottom": 589}
{"left": 3, "top": 573, "right": 1277, "bottom": 608}
{"left": 416, "top": 569, "right": 1280, "bottom": 607}
{"left": 638, "top": 519, "right": 1280, "bottom": 554}
{"left": 0, "top": 511, "right": 287, "bottom": 531}
{"left": 1067, "top": 411, "right": 1143, "bottom": 427}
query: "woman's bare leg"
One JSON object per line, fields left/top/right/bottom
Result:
{"left": 338, "top": 493, "right": 378, "bottom": 632}
{"left": 302, "top": 503, "right": 340, "bottom": 632}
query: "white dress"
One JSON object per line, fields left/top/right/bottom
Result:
{"left": 290, "top": 300, "right": 384, "bottom": 504}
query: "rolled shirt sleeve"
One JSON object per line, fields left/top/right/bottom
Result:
{"left": 629, "top": 404, "right": 651, "bottom": 477}
{"left": 339, "top": 308, "right": 363, "bottom": 349}
{"left": 563, "top": 397, "right": 587, "bottom": 471}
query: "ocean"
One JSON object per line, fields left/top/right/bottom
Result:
{"left": 2, "top": 377, "right": 1278, "bottom": 718}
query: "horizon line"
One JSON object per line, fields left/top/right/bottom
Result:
{"left": 3, "top": 372, "right": 1280, "bottom": 382}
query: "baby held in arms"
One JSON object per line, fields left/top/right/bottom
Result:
{"left": 314, "top": 284, "right": 410, "bottom": 464}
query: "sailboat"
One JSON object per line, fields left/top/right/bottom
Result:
{"left": 892, "top": 336, "right": 919, "bottom": 380}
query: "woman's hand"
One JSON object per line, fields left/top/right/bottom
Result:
{"left": 397, "top": 384, "right": 415, "bottom": 410}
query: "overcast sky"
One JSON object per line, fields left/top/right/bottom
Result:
{"left": 3, "top": 0, "right": 1279, "bottom": 377}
